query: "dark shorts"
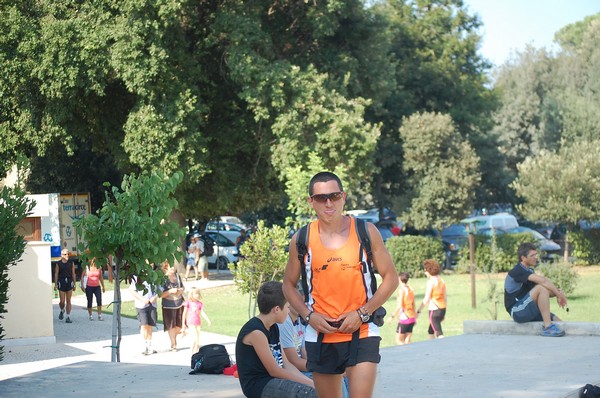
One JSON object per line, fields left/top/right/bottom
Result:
{"left": 305, "top": 336, "right": 381, "bottom": 374}
{"left": 511, "top": 293, "right": 556, "bottom": 323}
{"left": 162, "top": 307, "right": 183, "bottom": 331}
{"left": 397, "top": 322, "right": 416, "bottom": 334}
{"left": 57, "top": 278, "right": 74, "bottom": 292}
{"left": 136, "top": 306, "right": 157, "bottom": 327}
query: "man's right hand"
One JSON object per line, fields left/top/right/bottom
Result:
{"left": 309, "top": 312, "right": 341, "bottom": 334}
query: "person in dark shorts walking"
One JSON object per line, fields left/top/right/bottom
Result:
{"left": 54, "top": 249, "right": 77, "bottom": 323}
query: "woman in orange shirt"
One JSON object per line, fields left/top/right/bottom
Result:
{"left": 416, "top": 259, "right": 447, "bottom": 339}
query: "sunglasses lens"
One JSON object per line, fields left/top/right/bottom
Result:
{"left": 312, "top": 192, "right": 343, "bottom": 203}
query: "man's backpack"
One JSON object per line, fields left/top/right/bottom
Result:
{"left": 296, "top": 217, "right": 386, "bottom": 326}
{"left": 200, "top": 235, "right": 215, "bottom": 257}
{"left": 189, "top": 344, "right": 230, "bottom": 375}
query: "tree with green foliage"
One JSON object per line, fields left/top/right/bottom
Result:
{"left": 512, "top": 141, "right": 600, "bottom": 262}
{"left": 492, "top": 46, "right": 560, "bottom": 181}
{"left": 230, "top": 220, "right": 289, "bottom": 318}
{"left": 74, "top": 171, "right": 184, "bottom": 362}
{"left": 369, "top": 0, "right": 495, "bottom": 209}
{"left": 400, "top": 112, "right": 480, "bottom": 231}
{"left": 0, "top": 187, "right": 34, "bottom": 361}
{"left": 1, "top": 0, "right": 499, "bottom": 223}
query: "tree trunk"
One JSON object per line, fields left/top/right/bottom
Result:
{"left": 111, "top": 255, "right": 123, "bottom": 362}
{"left": 170, "top": 210, "right": 187, "bottom": 274}
{"left": 563, "top": 228, "right": 570, "bottom": 263}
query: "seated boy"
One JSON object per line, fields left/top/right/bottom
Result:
{"left": 236, "top": 281, "right": 316, "bottom": 398}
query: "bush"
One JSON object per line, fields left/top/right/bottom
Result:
{"left": 571, "top": 229, "right": 600, "bottom": 265}
{"left": 0, "top": 187, "right": 34, "bottom": 361}
{"left": 537, "top": 261, "right": 579, "bottom": 295}
{"left": 386, "top": 235, "right": 444, "bottom": 277}
{"left": 457, "top": 232, "right": 547, "bottom": 273}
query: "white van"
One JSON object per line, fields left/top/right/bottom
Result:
{"left": 462, "top": 212, "right": 519, "bottom": 231}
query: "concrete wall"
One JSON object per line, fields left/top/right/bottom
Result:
{"left": 3, "top": 241, "right": 55, "bottom": 346}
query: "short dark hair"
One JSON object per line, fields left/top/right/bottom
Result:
{"left": 308, "top": 172, "right": 343, "bottom": 196}
{"left": 517, "top": 242, "right": 537, "bottom": 262}
{"left": 257, "top": 281, "right": 286, "bottom": 314}
{"left": 423, "top": 259, "right": 441, "bottom": 276}
{"left": 399, "top": 271, "right": 410, "bottom": 284}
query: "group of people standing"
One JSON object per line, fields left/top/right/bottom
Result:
{"left": 129, "top": 261, "right": 211, "bottom": 355}
{"left": 234, "top": 171, "right": 568, "bottom": 398}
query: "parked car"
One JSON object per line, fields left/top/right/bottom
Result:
{"left": 347, "top": 208, "right": 397, "bottom": 226}
{"left": 205, "top": 221, "right": 245, "bottom": 233}
{"left": 376, "top": 224, "right": 394, "bottom": 243}
{"left": 461, "top": 212, "right": 519, "bottom": 231}
{"left": 504, "top": 226, "right": 561, "bottom": 259}
{"left": 200, "top": 231, "right": 240, "bottom": 270}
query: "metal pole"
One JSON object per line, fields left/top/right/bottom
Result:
{"left": 469, "top": 232, "right": 476, "bottom": 309}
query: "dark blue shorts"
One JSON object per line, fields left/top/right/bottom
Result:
{"left": 511, "top": 292, "right": 556, "bottom": 323}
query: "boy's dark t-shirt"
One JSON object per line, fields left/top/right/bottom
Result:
{"left": 235, "top": 317, "right": 284, "bottom": 398}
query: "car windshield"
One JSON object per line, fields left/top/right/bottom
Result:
{"left": 206, "top": 232, "right": 234, "bottom": 247}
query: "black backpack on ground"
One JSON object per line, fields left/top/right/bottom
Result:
{"left": 581, "top": 384, "right": 600, "bottom": 398}
{"left": 189, "top": 344, "right": 230, "bottom": 375}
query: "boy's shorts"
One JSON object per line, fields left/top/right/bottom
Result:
{"left": 305, "top": 336, "right": 381, "bottom": 374}
{"left": 136, "top": 306, "right": 157, "bottom": 326}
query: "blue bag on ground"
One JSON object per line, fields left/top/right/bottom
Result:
{"left": 190, "top": 344, "right": 231, "bottom": 375}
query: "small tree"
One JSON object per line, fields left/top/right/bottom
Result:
{"left": 400, "top": 112, "right": 480, "bottom": 231}
{"left": 230, "top": 220, "right": 289, "bottom": 318}
{"left": 0, "top": 187, "right": 34, "bottom": 361}
{"left": 512, "top": 140, "right": 600, "bottom": 262}
{"left": 75, "top": 171, "right": 184, "bottom": 362}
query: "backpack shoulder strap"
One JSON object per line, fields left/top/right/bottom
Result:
{"left": 296, "top": 224, "right": 310, "bottom": 302}
{"left": 354, "top": 217, "right": 377, "bottom": 294}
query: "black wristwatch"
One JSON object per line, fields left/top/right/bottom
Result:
{"left": 305, "top": 311, "right": 314, "bottom": 324}
{"left": 357, "top": 307, "right": 370, "bottom": 323}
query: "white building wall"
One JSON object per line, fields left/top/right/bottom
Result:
{"left": 3, "top": 241, "right": 55, "bottom": 345}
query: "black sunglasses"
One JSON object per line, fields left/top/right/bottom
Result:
{"left": 310, "top": 192, "right": 344, "bottom": 203}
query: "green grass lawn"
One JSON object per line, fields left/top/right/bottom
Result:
{"left": 105, "top": 266, "right": 600, "bottom": 347}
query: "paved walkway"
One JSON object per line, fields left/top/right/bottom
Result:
{"left": 1, "top": 271, "right": 599, "bottom": 397}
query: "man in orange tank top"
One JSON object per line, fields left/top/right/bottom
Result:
{"left": 283, "top": 172, "right": 398, "bottom": 398}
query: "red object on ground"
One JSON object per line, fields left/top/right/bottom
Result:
{"left": 223, "top": 364, "right": 238, "bottom": 376}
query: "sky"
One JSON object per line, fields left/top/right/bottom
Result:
{"left": 464, "top": 0, "right": 600, "bottom": 68}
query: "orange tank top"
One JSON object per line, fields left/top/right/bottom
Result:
{"left": 303, "top": 218, "right": 378, "bottom": 343}
{"left": 401, "top": 285, "right": 416, "bottom": 318}
{"left": 431, "top": 276, "right": 446, "bottom": 309}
